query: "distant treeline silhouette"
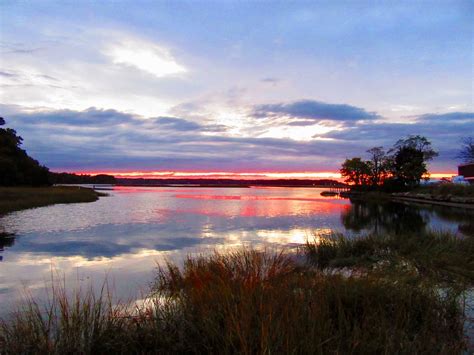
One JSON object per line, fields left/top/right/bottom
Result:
{"left": 117, "top": 178, "right": 344, "bottom": 187}
{"left": 50, "top": 172, "right": 116, "bottom": 185}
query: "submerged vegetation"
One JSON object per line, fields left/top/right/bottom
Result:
{"left": 0, "top": 241, "right": 470, "bottom": 353}
{"left": 0, "top": 187, "right": 105, "bottom": 214}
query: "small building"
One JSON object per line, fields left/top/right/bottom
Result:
{"left": 458, "top": 163, "right": 474, "bottom": 185}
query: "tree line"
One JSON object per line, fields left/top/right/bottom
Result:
{"left": 0, "top": 117, "right": 50, "bottom": 186}
{"left": 340, "top": 135, "right": 439, "bottom": 191}
{"left": 0, "top": 118, "right": 116, "bottom": 186}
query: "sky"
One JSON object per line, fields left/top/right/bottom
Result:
{"left": 0, "top": 0, "right": 473, "bottom": 178}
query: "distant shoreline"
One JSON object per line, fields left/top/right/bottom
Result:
{"left": 116, "top": 183, "right": 341, "bottom": 188}
{"left": 116, "top": 178, "right": 346, "bottom": 189}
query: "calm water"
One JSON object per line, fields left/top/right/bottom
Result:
{"left": 0, "top": 186, "right": 473, "bottom": 309}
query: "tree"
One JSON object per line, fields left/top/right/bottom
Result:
{"left": 340, "top": 158, "right": 371, "bottom": 186}
{"left": 388, "top": 135, "right": 438, "bottom": 188}
{"left": 392, "top": 135, "right": 438, "bottom": 161}
{"left": 366, "top": 146, "right": 387, "bottom": 186}
{"left": 0, "top": 118, "right": 50, "bottom": 186}
{"left": 458, "top": 137, "right": 474, "bottom": 164}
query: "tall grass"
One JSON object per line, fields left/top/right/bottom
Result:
{"left": 0, "top": 187, "right": 104, "bottom": 214}
{"left": 0, "top": 249, "right": 466, "bottom": 353}
{"left": 305, "top": 231, "right": 474, "bottom": 286}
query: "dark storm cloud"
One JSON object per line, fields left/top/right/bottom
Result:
{"left": 253, "top": 100, "right": 380, "bottom": 122}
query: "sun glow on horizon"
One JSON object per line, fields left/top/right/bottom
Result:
{"left": 57, "top": 170, "right": 459, "bottom": 181}
{"left": 64, "top": 170, "right": 343, "bottom": 180}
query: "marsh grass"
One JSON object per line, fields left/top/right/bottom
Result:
{"left": 413, "top": 184, "right": 474, "bottom": 198}
{"left": 0, "top": 249, "right": 467, "bottom": 353}
{"left": 0, "top": 187, "right": 103, "bottom": 214}
{"left": 305, "top": 231, "right": 474, "bottom": 287}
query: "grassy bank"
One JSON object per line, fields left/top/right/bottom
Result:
{"left": 413, "top": 184, "right": 474, "bottom": 198}
{"left": 0, "top": 245, "right": 468, "bottom": 353}
{"left": 306, "top": 231, "right": 474, "bottom": 287}
{"left": 0, "top": 187, "right": 105, "bottom": 214}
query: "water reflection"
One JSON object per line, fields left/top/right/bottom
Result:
{"left": 341, "top": 200, "right": 473, "bottom": 236}
{"left": 341, "top": 202, "right": 428, "bottom": 234}
{"left": 0, "top": 187, "right": 471, "bottom": 309}
{"left": 0, "top": 233, "right": 15, "bottom": 261}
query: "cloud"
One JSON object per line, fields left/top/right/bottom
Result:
{"left": 253, "top": 100, "right": 380, "bottom": 122}
{"left": 0, "top": 71, "right": 18, "bottom": 78}
{"left": 322, "top": 111, "right": 474, "bottom": 170}
{"left": 153, "top": 117, "right": 226, "bottom": 132}
{"left": 3, "top": 104, "right": 470, "bottom": 174}
{"left": 261, "top": 77, "right": 280, "bottom": 85}
{"left": 417, "top": 112, "right": 474, "bottom": 122}
{"left": 286, "top": 120, "right": 320, "bottom": 126}
{"left": 106, "top": 38, "right": 187, "bottom": 78}
{"left": 0, "top": 42, "right": 43, "bottom": 55}
{"left": 154, "top": 117, "right": 201, "bottom": 131}
{"left": 3, "top": 105, "right": 364, "bottom": 172}
{"left": 12, "top": 107, "right": 133, "bottom": 127}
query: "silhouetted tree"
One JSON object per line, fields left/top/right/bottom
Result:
{"left": 458, "top": 137, "right": 474, "bottom": 164}
{"left": 340, "top": 158, "right": 371, "bottom": 186}
{"left": 366, "top": 146, "right": 388, "bottom": 186}
{"left": 0, "top": 118, "right": 50, "bottom": 186}
{"left": 387, "top": 135, "right": 438, "bottom": 188}
{"left": 0, "top": 232, "right": 15, "bottom": 252}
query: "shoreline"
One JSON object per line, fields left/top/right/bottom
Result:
{"left": 391, "top": 195, "right": 474, "bottom": 209}
{"left": 116, "top": 183, "right": 346, "bottom": 188}
{"left": 340, "top": 190, "right": 474, "bottom": 209}
{"left": 0, "top": 186, "right": 105, "bottom": 215}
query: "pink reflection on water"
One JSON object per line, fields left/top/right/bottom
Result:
{"left": 170, "top": 189, "right": 350, "bottom": 218}
{"left": 175, "top": 194, "right": 336, "bottom": 202}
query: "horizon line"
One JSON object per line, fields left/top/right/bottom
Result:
{"left": 51, "top": 170, "right": 458, "bottom": 180}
